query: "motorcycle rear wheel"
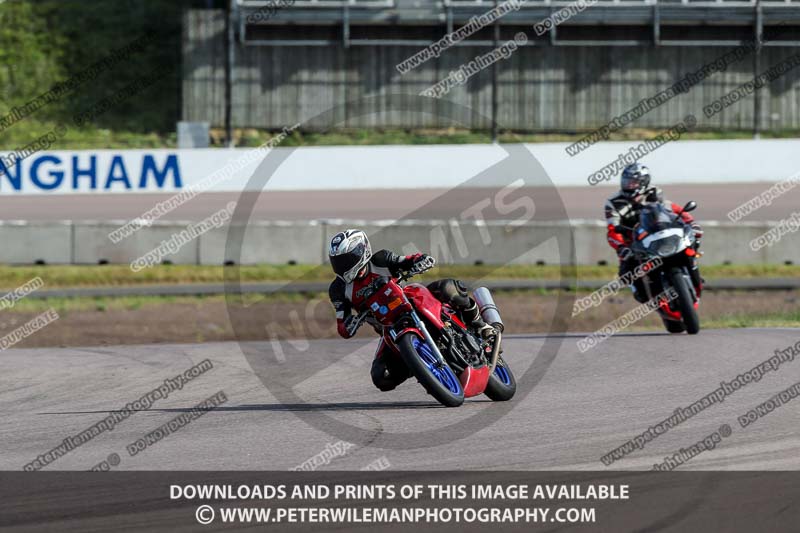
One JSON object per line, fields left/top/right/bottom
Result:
{"left": 397, "top": 333, "right": 464, "bottom": 407}
{"left": 483, "top": 355, "right": 517, "bottom": 401}
{"left": 669, "top": 267, "right": 700, "bottom": 334}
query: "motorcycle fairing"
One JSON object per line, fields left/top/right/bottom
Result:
{"left": 403, "top": 283, "right": 445, "bottom": 330}
{"left": 459, "top": 365, "right": 491, "bottom": 398}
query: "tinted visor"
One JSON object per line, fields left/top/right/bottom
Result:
{"left": 622, "top": 176, "right": 642, "bottom": 192}
{"left": 329, "top": 242, "right": 365, "bottom": 277}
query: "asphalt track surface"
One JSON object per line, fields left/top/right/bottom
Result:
{"left": 0, "top": 183, "right": 794, "bottom": 222}
{"left": 3, "top": 328, "right": 798, "bottom": 471}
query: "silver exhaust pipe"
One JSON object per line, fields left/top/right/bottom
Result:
{"left": 472, "top": 287, "right": 504, "bottom": 332}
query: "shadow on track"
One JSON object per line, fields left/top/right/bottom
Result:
{"left": 512, "top": 332, "right": 673, "bottom": 340}
{"left": 37, "top": 399, "right": 496, "bottom": 416}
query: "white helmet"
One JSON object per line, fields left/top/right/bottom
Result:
{"left": 328, "top": 229, "right": 372, "bottom": 283}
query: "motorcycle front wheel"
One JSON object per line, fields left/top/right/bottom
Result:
{"left": 662, "top": 318, "right": 686, "bottom": 334}
{"left": 669, "top": 267, "right": 700, "bottom": 334}
{"left": 396, "top": 333, "right": 464, "bottom": 407}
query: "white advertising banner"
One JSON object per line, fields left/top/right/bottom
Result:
{"left": 0, "top": 139, "right": 796, "bottom": 194}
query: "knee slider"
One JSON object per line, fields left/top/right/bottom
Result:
{"left": 370, "top": 361, "right": 396, "bottom": 391}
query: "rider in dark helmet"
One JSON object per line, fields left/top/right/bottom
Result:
{"left": 328, "top": 229, "right": 493, "bottom": 392}
{"left": 605, "top": 163, "right": 703, "bottom": 303}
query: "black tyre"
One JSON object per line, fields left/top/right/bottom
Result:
{"left": 396, "top": 333, "right": 464, "bottom": 407}
{"left": 483, "top": 355, "right": 517, "bottom": 401}
{"left": 669, "top": 268, "right": 700, "bottom": 334}
{"left": 663, "top": 318, "right": 686, "bottom": 334}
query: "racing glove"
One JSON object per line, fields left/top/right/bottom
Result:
{"left": 691, "top": 223, "right": 703, "bottom": 240}
{"left": 364, "top": 314, "right": 383, "bottom": 334}
{"left": 344, "top": 313, "right": 367, "bottom": 337}
{"left": 644, "top": 188, "right": 661, "bottom": 203}
{"left": 410, "top": 254, "right": 436, "bottom": 275}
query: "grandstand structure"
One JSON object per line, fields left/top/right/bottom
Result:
{"left": 181, "top": 1, "right": 800, "bottom": 135}
{"left": 234, "top": 0, "right": 800, "bottom": 47}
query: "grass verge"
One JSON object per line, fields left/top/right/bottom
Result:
{"left": 5, "top": 289, "right": 799, "bottom": 320}
{"left": 703, "top": 311, "right": 800, "bottom": 329}
{"left": 1, "top": 289, "right": 794, "bottom": 348}
{"left": 0, "top": 263, "right": 798, "bottom": 290}
{"left": 11, "top": 122, "right": 799, "bottom": 149}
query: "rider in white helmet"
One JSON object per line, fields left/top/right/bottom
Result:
{"left": 328, "top": 229, "right": 492, "bottom": 392}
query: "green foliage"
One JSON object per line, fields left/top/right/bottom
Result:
{"left": 0, "top": 2, "right": 65, "bottom": 109}
{"left": 225, "top": 127, "right": 800, "bottom": 149}
{"left": 49, "top": 0, "right": 186, "bottom": 132}
{"left": 0, "top": 0, "right": 191, "bottom": 146}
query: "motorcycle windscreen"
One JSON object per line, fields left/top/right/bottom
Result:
{"left": 639, "top": 204, "right": 678, "bottom": 230}
{"left": 638, "top": 204, "right": 685, "bottom": 257}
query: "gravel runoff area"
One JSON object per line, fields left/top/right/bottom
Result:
{"left": 0, "top": 290, "right": 796, "bottom": 348}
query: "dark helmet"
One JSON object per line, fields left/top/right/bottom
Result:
{"left": 328, "top": 229, "right": 372, "bottom": 283}
{"left": 621, "top": 163, "right": 651, "bottom": 198}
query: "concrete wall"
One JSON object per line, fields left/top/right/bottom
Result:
{"left": 0, "top": 222, "right": 73, "bottom": 264}
{"left": 0, "top": 220, "right": 796, "bottom": 266}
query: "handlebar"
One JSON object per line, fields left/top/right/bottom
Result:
{"left": 398, "top": 264, "right": 433, "bottom": 283}
{"left": 397, "top": 270, "right": 417, "bottom": 283}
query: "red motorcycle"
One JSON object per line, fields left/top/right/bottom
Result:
{"left": 359, "top": 271, "right": 516, "bottom": 407}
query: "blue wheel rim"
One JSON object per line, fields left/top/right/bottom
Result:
{"left": 411, "top": 336, "right": 462, "bottom": 395}
{"left": 493, "top": 361, "right": 512, "bottom": 386}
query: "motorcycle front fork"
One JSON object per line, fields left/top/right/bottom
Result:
{"left": 689, "top": 261, "right": 703, "bottom": 297}
{"left": 640, "top": 258, "right": 702, "bottom": 303}
{"left": 389, "top": 310, "right": 448, "bottom": 367}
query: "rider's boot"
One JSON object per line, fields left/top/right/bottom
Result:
{"left": 462, "top": 300, "right": 495, "bottom": 339}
